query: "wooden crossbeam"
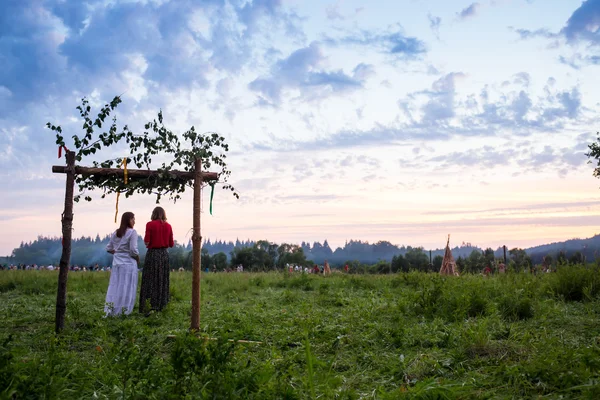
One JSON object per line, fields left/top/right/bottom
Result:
{"left": 52, "top": 165, "right": 218, "bottom": 181}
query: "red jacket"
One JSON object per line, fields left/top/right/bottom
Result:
{"left": 144, "top": 220, "right": 174, "bottom": 248}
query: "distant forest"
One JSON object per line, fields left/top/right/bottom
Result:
{"left": 3, "top": 233, "right": 600, "bottom": 270}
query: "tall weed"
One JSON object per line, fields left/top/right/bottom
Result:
{"left": 544, "top": 266, "right": 600, "bottom": 301}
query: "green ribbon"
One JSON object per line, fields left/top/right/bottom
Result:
{"left": 209, "top": 182, "right": 215, "bottom": 215}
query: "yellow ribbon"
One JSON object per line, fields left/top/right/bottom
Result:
{"left": 114, "top": 158, "right": 128, "bottom": 223}
{"left": 114, "top": 193, "right": 120, "bottom": 223}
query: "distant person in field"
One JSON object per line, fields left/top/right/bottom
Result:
{"left": 324, "top": 260, "right": 331, "bottom": 276}
{"left": 104, "top": 211, "right": 140, "bottom": 316}
{"left": 139, "top": 206, "right": 174, "bottom": 314}
{"left": 498, "top": 263, "right": 506, "bottom": 274}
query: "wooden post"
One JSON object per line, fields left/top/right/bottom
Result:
{"left": 191, "top": 158, "right": 202, "bottom": 331}
{"left": 429, "top": 250, "right": 432, "bottom": 270}
{"left": 503, "top": 245, "right": 507, "bottom": 264}
{"left": 55, "top": 151, "right": 75, "bottom": 333}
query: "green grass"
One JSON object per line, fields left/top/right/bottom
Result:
{"left": 1, "top": 268, "right": 600, "bottom": 399}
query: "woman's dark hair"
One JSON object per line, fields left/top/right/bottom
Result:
{"left": 116, "top": 212, "right": 135, "bottom": 238}
{"left": 151, "top": 206, "right": 167, "bottom": 222}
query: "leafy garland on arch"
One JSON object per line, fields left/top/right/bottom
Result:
{"left": 47, "top": 96, "right": 238, "bottom": 203}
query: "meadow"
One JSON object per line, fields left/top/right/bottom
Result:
{"left": 1, "top": 268, "right": 600, "bottom": 399}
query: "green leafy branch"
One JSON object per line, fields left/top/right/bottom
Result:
{"left": 586, "top": 132, "right": 600, "bottom": 179}
{"left": 47, "top": 96, "right": 238, "bottom": 203}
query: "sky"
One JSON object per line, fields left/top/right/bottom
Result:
{"left": 1, "top": 0, "right": 600, "bottom": 256}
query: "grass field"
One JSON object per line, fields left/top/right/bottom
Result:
{"left": 1, "top": 269, "right": 600, "bottom": 399}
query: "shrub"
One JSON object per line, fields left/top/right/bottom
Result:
{"left": 466, "top": 292, "right": 488, "bottom": 318}
{"left": 497, "top": 296, "right": 534, "bottom": 321}
{"left": 287, "top": 274, "right": 314, "bottom": 291}
{"left": 544, "top": 266, "right": 600, "bottom": 302}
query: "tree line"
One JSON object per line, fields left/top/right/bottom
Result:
{"left": 4, "top": 235, "right": 598, "bottom": 272}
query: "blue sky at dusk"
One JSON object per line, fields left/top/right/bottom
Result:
{"left": 1, "top": 0, "right": 600, "bottom": 255}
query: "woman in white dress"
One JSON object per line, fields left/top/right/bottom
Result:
{"left": 104, "top": 212, "right": 140, "bottom": 316}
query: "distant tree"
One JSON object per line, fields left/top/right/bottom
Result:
{"left": 212, "top": 252, "right": 228, "bottom": 271}
{"left": 322, "top": 240, "right": 333, "bottom": 257}
{"left": 391, "top": 254, "right": 410, "bottom": 273}
{"left": 464, "top": 250, "right": 485, "bottom": 273}
{"left": 432, "top": 255, "right": 444, "bottom": 271}
{"left": 556, "top": 251, "right": 568, "bottom": 266}
{"left": 483, "top": 248, "right": 495, "bottom": 267}
{"left": 229, "top": 247, "right": 258, "bottom": 270}
{"left": 543, "top": 254, "right": 553, "bottom": 268}
{"left": 373, "top": 260, "right": 391, "bottom": 274}
{"left": 277, "top": 243, "right": 308, "bottom": 268}
{"left": 343, "top": 260, "right": 361, "bottom": 273}
{"left": 569, "top": 251, "right": 584, "bottom": 265}
{"left": 509, "top": 248, "right": 532, "bottom": 272}
{"left": 456, "top": 256, "right": 465, "bottom": 273}
{"left": 229, "top": 243, "right": 278, "bottom": 271}
{"left": 586, "top": 131, "right": 600, "bottom": 180}
{"left": 256, "top": 240, "right": 278, "bottom": 266}
{"left": 405, "top": 248, "right": 429, "bottom": 271}
{"left": 201, "top": 248, "right": 212, "bottom": 270}
{"left": 169, "top": 242, "right": 189, "bottom": 270}
{"left": 373, "top": 241, "right": 398, "bottom": 260}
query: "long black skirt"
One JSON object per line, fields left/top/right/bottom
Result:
{"left": 139, "top": 248, "right": 170, "bottom": 313}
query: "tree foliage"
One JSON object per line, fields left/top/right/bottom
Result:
{"left": 509, "top": 248, "right": 532, "bottom": 272}
{"left": 586, "top": 132, "right": 600, "bottom": 181}
{"left": 47, "top": 96, "right": 237, "bottom": 203}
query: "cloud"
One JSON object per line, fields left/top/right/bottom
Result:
{"left": 338, "top": 154, "right": 380, "bottom": 169}
{"left": 575, "top": 131, "right": 596, "bottom": 151}
{"left": 248, "top": 42, "right": 369, "bottom": 105}
{"left": 236, "top": 215, "right": 600, "bottom": 232}
{"left": 0, "top": 0, "right": 70, "bottom": 109}
{"left": 420, "top": 72, "right": 466, "bottom": 122}
{"left": 274, "top": 194, "right": 348, "bottom": 203}
{"left": 465, "top": 83, "right": 582, "bottom": 133}
{"left": 0, "top": 0, "right": 312, "bottom": 212}
{"left": 422, "top": 199, "right": 600, "bottom": 217}
{"left": 561, "top": 0, "right": 600, "bottom": 44}
{"left": 0, "top": 0, "right": 301, "bottom": 113}
{"left": 514, "top": 1, "right": 600, "bottom": 66}
{"left": 351, "top": 63, "right": 376, "bottom": 81}
{"left": 511, "top": 91, "right": 532, "bottom": 121}
{"left": 428, "top": 145, "right": 515, "bottom": 169}
{"left": 428, "top": 14, "right": 442, "bottom": 39}
{"left": 457, "top": 3, "right": 481, "bottom": 20}
{"left": 559, "top": 53, "right": 600, "bottom": 69}
{"left": 513, "top": 28, "right": 557, "bottom": 40}
{"left": 249, "top": 124, "right": 465, "bottom": 152}
{"left": 249, "top": 74, "right": 587, "bottom": 153}
{"left": 326, "top": 1, "right": 344, "bottom": 20}
{"left": 513, "top": 72, "right": 531, "bottom": 87}
{"left": 423, "top": 140, "right": 588, "bottom": 176}
{"left": 541, "top": 88, "right": 581, "bottom": 121}
{"left": 326, "top": 27, "right": 427, "bottom": 57}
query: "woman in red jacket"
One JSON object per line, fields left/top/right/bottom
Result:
{"left": 139, "top": 206, "right": 174, "bottom": 313}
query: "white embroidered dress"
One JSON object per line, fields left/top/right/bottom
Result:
{"left": 104, "top": 228, "right": 139, "bottom": 316}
